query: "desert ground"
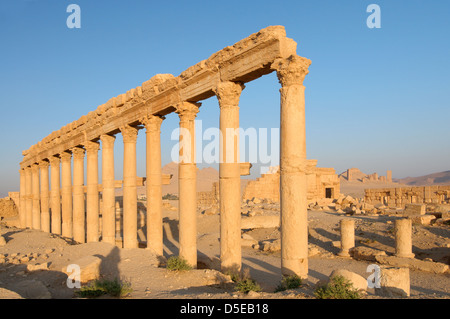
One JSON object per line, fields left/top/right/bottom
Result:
{"left": 0, "top": 178, "right": 449, "bottom": 300}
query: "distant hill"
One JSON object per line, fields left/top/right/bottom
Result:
{"left": 394, "top": 171, "right": 450, "bottom": 186}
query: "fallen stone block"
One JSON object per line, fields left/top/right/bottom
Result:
{"left": 375, "top": 266, "right": 410, "bottom": 297}
{"left": 241, "top": 216, "right": 279, "bottom": 229}
{"left": 11, "top": 280, "right": 51, "bottom": 299}
{"left": 408, "top": 214, "right": 436, "bottom": 226}
{"left": 62, "top": 255, "right": 102, "bottom": 283}
{"left": 375, "top": 255, "right": 449, "bottom": 274}
{"left": 329, "top": 269, "right": 368, "bottom": 292}
{"left": 350, "top": 246, "right": 387, "bottom": 262}
{"left": 27, "top": 262, "right": 50, "bottom": 272}
{"left": 403, "top": 203, "right": 426, "bottom": 216}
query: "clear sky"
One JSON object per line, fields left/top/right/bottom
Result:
{"left": 1, "top": 0, "right": 449, "bottom": 197}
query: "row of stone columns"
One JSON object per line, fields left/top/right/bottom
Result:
{"left": 19, "top": 55, "right": 311, "bottom": 278}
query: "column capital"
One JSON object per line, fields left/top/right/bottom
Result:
{"left": 48, "top": 155, "right": 61, "bottom": 165}
{"left": 31, "top": 163, "right": 39, "bottom": 171}
{"left": 60, "top": 151, "right": 72, "bottom": 162}
{"left": 213, "top": 81, "right": 245, "bottom": 108}
{"left": 140, "top": 114, "right": 165, "bottom": 133}
{"left": 100, "top": 134, "right": 116, "bottom": 146}
{"left": 175, "top": 102, "right": 200, "bottom": 122}
{"left": 71, "top": 147, "right": 85, "bottom": 160}
{"left": 38, "top": 160, "right": 50, "bottom": 168}
{"left": 120, "top": 125, "right": 139, "bottom": 143}
{"left": 271, "top": 55, "right": 311, "bottom": 87}
{"left": 84, "top": 140, "right": 100, "bottom": 152}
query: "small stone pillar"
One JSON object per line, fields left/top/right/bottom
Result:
{"left": 213, "top": 81, "right": 244, "bottom": 274}
{"left": 394, "top": 218, "right": 415, "bottom": 258}
{"left": 176, "top": 102, "right": 200, "bottom": 268}
{"left": 386, "top": 170, "right": 392, "bottom": 183}
{"left": 272, "top": 54, "right": 311, "bottom": 279}
{"left": 85, "top": 141, "right": 100, "bottom": 243}
{"left": 120, "top": 125, "right": 139, "bottom": 249}
{"left": 31, "top": 163, "right": 41, "bottom": 230}
{"left": 338, "top": 219, "right": 355, "bottom": 257}
{"left": 49, "top": 156, "right": 61, "bottom": 235}
{"left": 141, "top": 114, "right": 165, "bottom": 256}
{"left": 61, "top": 151, "right": 73, "bottom": 238}
{"left": 377, "top": 266, "right": 410, "bottom": 297}
{"left": 72, "top": 146, "right": 85, "bottom": 243}
{"left": 39, "top": 161, "right": 50, "bottom": 233}
{"left": 100, "top": 134, "right": 116, "bottom": 245}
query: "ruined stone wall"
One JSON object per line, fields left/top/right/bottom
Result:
{"left": 364, "top": 185, "right": 450, "bottom": 208}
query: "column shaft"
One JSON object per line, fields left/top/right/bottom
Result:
{"left": 72, "top": 147, "right": 85, "bottom": 243}
{"left": 100, "top": 134, "right": 116, "bottom": 245}
{"left": 25, "top": 167, "right": 32, "bottom": 228}
{"left": 31, "top": 164, "right": 41, "bottom": 230}
{"left": 213, "top": 82, "right": 244, "bottom": 274}
{"left": 50, "top": 156, "right": 61, "bottom": 235}
{"left": 39, "top": 161, "right": 50, "bottom": 232}
{"left": 85, "top": 141, "right": 100, "bottom": 242}
{"left": 121, "top": 125, "right": 138, "bottom": 249}
{"left": 176, "top": 102, "right": 200, "bottom": 268}
{"left": 61, "top": 152, "right": 73, "bottom": 238}
{"left": 273, "top": 55, "right": 311, "bottom": 278}
{"left": 141, "top": 115, "right": 164, "bottom": 255}
{"left": 19, "top": 169, "right": 26, "bottom": 228}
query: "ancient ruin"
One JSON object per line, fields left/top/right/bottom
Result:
{"left": 17, "top": 26, "right": 311, "bottom": 278}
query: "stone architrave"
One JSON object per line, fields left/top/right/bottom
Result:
{"left": 85, "top": 141, "right": 100, "bottom": 243}
{"left": 120, "top": 125, "right": 139, "bottom": 249}
{"left": 213, "top": 81, "right": 245, "bottom": 274}
{"left": 272, "top": 54, "right": 311, "bottom": 279}
{"left": 49, "top": 156, "right": 61, "bottom": 235}
{"left": 39, "top": 161, "right": 50, "bottom": 233}
{"left": 175, "top": 102, "right": 200, "bottom": 268}
{"left": 72, "top": 146, "right": 85, "bottom": 243}
{"left": 100, "top": 134, "right": 116, "bottom": 245}
{"left": 141, "top": 114, "right": 165, "bottom": 256}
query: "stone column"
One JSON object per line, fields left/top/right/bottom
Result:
{"left": 49, "top": 156, "right": 61, "bottom": 235}
{"left": 141, "top": 115, "right": 165, "bottom": 255}
{"left": 175, "top": 102, "right": 200, "bottom": 268}
{"left": 31, "top": 163, "right": 41, "bottom": 230}
{"left": 61, "top": 151, "right": 73, "bottom": 238}
{"left": 213, "top": 81, "right": 244, "bottom": 274}
{"left": 85, "top": 141, "right": 100, "bottom": 243}
{"left": 100, "top": 134, "right": 116, "bottom": 245}
{"left": 120, "top": 125, "right": 139, "bottom": 249}
{"left": 19, "top": 168, "right": 26, "bottom": 228}
{"left": 72, "top": 147, "right": 85, "bottom": 243}
{"left": 272, "top": 55, "right": 311, "bottom": 278}
{"left": 394, "top": 218, "right": 415, "bottom": 258}
{"left": 39, "top": 161, "right": 50, "bottom": 233}
{"left": 25, "top": 167, "right": 33, "bottom": 228}
{"left": 338, "top": 219, "right": 355, "bottom": 257}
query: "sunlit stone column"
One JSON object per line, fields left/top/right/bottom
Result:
{"left": 395, "top": 218, "right": 415, "bottom": 258}
{"left": 120, "top": 125, "right": 139, "bottom": 249}
{"left": 19, "top": 168, "right": 26, "bottom": 228}
{"left": 72, "top": 147, "right": 85, "bottom": 243}
{"left": 338, "top": 219, "right": 355, "bottom": 257}
{"left": 61, "top": 151, "right": 73, "bottom": 238}
{"left": 31, "top": 163, "right": 41, "bottom": 230}
{"left": 39, "top": 161, "right": 50, "bottom": 233}
{"left": 272, "top": 55, "right": 312, "bottom": 278}
{"left": 49, "top": 156, "right": 61, "bottom": 235}
{"left": 175, "top": 102, "right": 200, "bottom": 268}
{"left": 141, "top": 114, "right": 165, "bottom": 255}
{"left": 213, "top": 81, "right": 244, "bottom": 274}
{"left": 100, "top": 134, "right": 116, "bottom": 245}
{"left": 25, "top": 167, "right": 33, "bottom": 228}
{"left": 85, "top": 141, "right": 100, "bottom": 243}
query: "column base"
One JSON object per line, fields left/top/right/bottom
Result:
{"left": 281, "top": 258, "right": 308, "bottom": 279}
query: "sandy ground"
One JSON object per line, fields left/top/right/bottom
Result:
{"left": 1, "top": 195, "right": 449, "bottom": 299}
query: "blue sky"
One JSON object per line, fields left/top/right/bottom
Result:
{"left": 0, "top": 0, "right": 449, "bottom": 197}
